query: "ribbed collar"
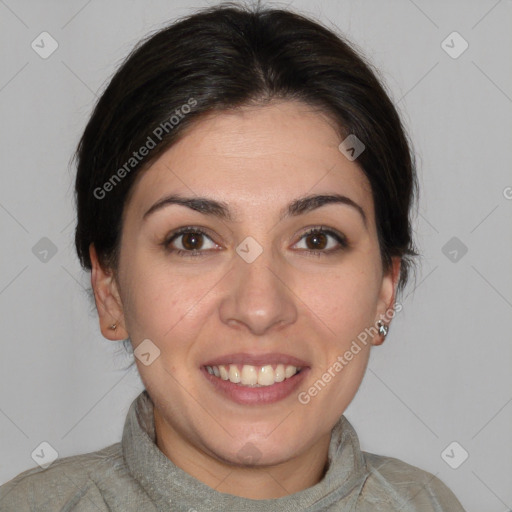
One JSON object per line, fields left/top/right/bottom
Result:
{"left": 122, "top": 390, "right": 369, "bottom": 511}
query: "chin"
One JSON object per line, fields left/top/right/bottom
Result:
{"left": 203, "top": 423, "right": 313, "bottom": 467}
{"left": 215, "top": 440, "right": 300, "bottom": 468}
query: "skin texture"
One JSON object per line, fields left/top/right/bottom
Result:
{"left": 90, "top": 100, "right": 401, "bottom": 499}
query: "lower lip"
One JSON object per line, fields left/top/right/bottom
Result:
{"left": 202, "top": 367, "right": 310, "bottom": 405}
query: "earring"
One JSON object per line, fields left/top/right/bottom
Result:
{"left": 377, "top": 320, "right": 388, "bottom": 338}
{"left": 109, "top": 322, "right": 118, "bottom": 331}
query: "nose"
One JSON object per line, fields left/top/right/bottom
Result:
{"left": 218, "top": 246, "right": 298, "bottom": 336}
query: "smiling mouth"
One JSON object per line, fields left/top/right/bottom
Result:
{"left": 205, "top": 363, "right": 302, "bottom": 387}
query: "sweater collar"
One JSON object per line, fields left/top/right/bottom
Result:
{"left": 122, "top": 389, "right": 369, "bottom": 511}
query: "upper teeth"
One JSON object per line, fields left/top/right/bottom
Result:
{"left": 206, "top": 364, "right": 300, "bottom": 387}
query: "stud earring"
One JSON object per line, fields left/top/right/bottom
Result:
{"left": 377, "top": 320, "right": 388, "bottom": 338}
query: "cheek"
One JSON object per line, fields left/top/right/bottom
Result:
{"left": 298, "top": 263, "right": 380, "bottom": 337}
{"left": 119, "top": 258, "right": 220, "bottom": 342}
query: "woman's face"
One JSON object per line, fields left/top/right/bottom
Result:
{"left": 93, "top": 100, "right": 399, "bottom": 470}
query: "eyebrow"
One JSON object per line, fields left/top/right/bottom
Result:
{"left": 143, "top": 193, "right": 367, "bottom": 227}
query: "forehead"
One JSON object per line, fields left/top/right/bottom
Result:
{"left": 126, "top": 100, "right": 374, "bottom": 221}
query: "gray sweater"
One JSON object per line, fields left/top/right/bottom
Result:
{"left": 0, "top": 390, "right": 465, "bottom": 511}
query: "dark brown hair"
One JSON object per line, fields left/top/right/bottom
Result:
{"left": 74, "top": 1, "right": 419, "bottom": 296}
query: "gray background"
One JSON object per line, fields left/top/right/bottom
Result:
{"left": 1, "top": 0, "right": 511, "bottom": 510}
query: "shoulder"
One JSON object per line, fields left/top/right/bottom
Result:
{"left": 358, "top": 451, "right": 466, "bottom": 511}
{"left": 0, "top": 442, "right": 129, "bottom": 511}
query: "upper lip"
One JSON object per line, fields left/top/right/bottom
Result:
{"left": 202, "top": 352, "right": 310, "bottom": 368}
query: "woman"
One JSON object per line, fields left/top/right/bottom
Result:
{"left": 0, "top": 2, "right": 466, "bottom": 510}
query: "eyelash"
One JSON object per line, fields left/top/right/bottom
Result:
{"left": 162, "top": 225, "right": 348, "bottom": 258}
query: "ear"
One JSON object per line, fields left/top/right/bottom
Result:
{"left": 372, "top": 256, "right": 401, "bottom": 346}
{"left": 89, "top": 244, "right": 128, "bottom": 340}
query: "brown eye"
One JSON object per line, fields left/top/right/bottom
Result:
{"left": 305, "top": 232, "right": 328, "bottom": 250}
{"left": 181, "top": 232, "right": 204, "bottom": 250}
{"left": 293, "top": 227, "right": 348, "bottom": 254}
{"left": 164, "top": 227, "right": 219, "bottom": 256}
